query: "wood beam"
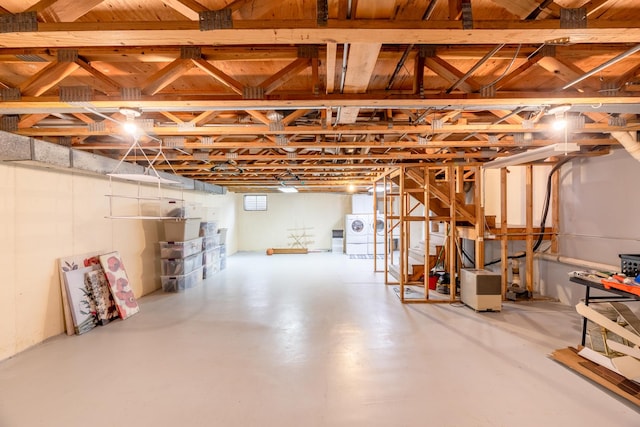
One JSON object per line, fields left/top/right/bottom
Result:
{"left": 500, "top": 167, "right": 508, "bottom": 298}
{"left": 537, "top": 56, "right": 598, "bottom": 93}
{"left": 245, "top": 110, "right": 270, "bottom": 126}
{"left": 160, "top": 0, "right": 208, "bottom": 21}
{"left": 191, "top": 58, "right": 244, "bottom": 95}
{"left": 494, "top": 54, "right": 543, "bottom": 90}
{"left": 189, "top": 110, "right": 219, "bottom": 126}
{"left": 19, "top": 61, "right": 80, "bottom": 97}
{"left": 2, "top": 21, "right": 640, "bottom": 47}
{"left": 24, "top": 0, "right": 59, "bottom": 13}
{"left": 282, "top": 109, "right": 313, "bottom": 126}
{"left": 490, "top": 0, "right": 558, "bottom": 19}
{"left": 449, "top": 0, "right": 463, "bottom": 20}
{"left": 74, "top": 57, "right": 121, "bottom": 95}
{"left": 18, "top": 113, "right": 49, "bottom": 128}
{"left": 325, "top": 43, "right": 337, "bottom": 94}
{"left": 160, "top": 111, "right": 184, "bottom": 124}
{"left": 259, "top": 58, "right": 311, "bottom": 95}
{"left": 584, "top": 0, "right": 611, "bottom": 18}
{"left": 19, "top": 122, "right": 638, "bottom": 137}
{"left": 141, "top": 58, "right": 195, "bottom": 96}
{"left": 226, "top": 0, "right": 275, "bottom": 19}
{"left": 525, "top": 164, "right": 534, "bottom": 294}
{"left": 343, "top": 43, "right": 381, "bottom": 93}
{"left": 424, "top": 57, "right": 481, "bottom": 93}
{"left": 39, "top": 0, "right": 105, "bottom": 22}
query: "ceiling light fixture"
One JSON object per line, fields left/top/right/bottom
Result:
{"left": 278, "top": 185, "right": 298, "bottom": 193}
{"left": 482, "top": 143, "right": 580, "bottom": 169}
{"left": 118, "top": 107, "right": 142, "bottom": 118}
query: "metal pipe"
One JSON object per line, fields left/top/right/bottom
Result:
{"left": 536, "top": 252, "right": 618, "bottom": 272}
{"left": 446, "top": 44, "right": 505, "bottom": 94}
{"left": 562, "top": 44, "right": 640, "bottom": 90}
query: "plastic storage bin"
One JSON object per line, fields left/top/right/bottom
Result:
{"left": 161, "top": 266, "right": 203, "bottom": 292}
{"left": 159, "top": 237, "right": 203, "bottom": 259}
{"left": 161, "top": 252, "right": 203, "bottom": 275}
{"left": 199, "top": 221, "right": 218, "bottom": 237}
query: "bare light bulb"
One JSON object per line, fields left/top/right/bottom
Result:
{"left": 123, "top": 121, "right": 138, "bottom": 135}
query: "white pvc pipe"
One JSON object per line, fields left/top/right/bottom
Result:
{"left": 611, "top": 131, "right": 640, "bottom": 162}
{"left": 536, "top": 252, "right": 617, "bottom": 272}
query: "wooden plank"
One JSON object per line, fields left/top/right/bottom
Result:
{"left": 18, "top": 113, "right": 49, "bottom": 128}
{"left": 19, "top": 61, "right": 80, "bottom": 97}
{"left": 3, "top": 21, "right": 640, "bottom": 48}
{"left": 191, "top": 58, "right": 244, "bottom": 95}
{"left": 448, "top": 165, "right": 457, "bottom": 301}
{"left": 413, "top": 48, "right": 425, "bottom": 95}
{"left": 227, "top": 0, "right": 276, "bottom": 19}
{"left": 537, "top": 56, "right": 598, "bottom": 92}
{"left": 142, "top": 58, "right": 195, "bottom": 96}
{"left": 500, "top": 167, "right": 508, "bottom": 298}
{"left": 245, "top": 110, "right": 271, "bottom": 125}
{"left": 423, "top": 56, "right": 480, "bottom": 93}
{"left": 325, "top": 42, "right": 337, "bottom": 94}
{"left": 259, "top": 58, "right": 311, "bottom": 94}
{"left": 24, "top": 0, "right": 58, "bottom": 13}
{"left": 74, "top": 57, "right": 121, "bottom": 95}
{"left": 343, "top": 43, "right": 381, "bottom": 93}
{"left": 474, "top": 166, "right": 484, "bottom": 268}
{"left": 550, "top": 347, "right": 640, "bottom": 407}
{"left": 282, "top": 109, "right": 312, "bottom": 126}
{"left": 160, "top": 0, "right": 208, "bottom": 21}
{"left": 160, "top": 111, "right": 184, "bottom": 124}
{"left": 40, "top": 0, "right": 105, "bottom": 22}
{"left": 551, "top": 166, "right": 559, "bottom": 253}
{"left": 494, "top": 54, "right": 542, "bottom": 90}
{"left": 189, "top": 110, "right": 218, "bottom": 126}
{"left": 525, "top": 164, "right": 533, "bottom": 293}
{"left": 269, "top": 248, "right": 308, "bottom": 254}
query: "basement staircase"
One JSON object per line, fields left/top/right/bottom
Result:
{"left": 380, "top": 164, "right": 492, "bottom": 302}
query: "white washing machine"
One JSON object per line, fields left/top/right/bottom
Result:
{"left": 346, "top": 214, "right": 369, "bottom": 244}
{"left": 367, "top": 214, "right": 385, "bottom": 254}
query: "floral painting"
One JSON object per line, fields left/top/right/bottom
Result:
{"left": 85, "top": 269, "right": 119, "bottom": 325}
{"left": 58, "top": 251, "right": 105, "bottom": 335}
{"left": 63, "top": 266, "right": 100, "bottom": 335}
{"left": 99, "top": 251, "right": 140, "bottom": 319}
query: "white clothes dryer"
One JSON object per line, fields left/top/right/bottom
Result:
{"left": 346, "top": 214, "right": 368, "bottom": 244}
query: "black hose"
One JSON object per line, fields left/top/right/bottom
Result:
{"left": 483, "top": 157, "right": 571, "bottom": 267}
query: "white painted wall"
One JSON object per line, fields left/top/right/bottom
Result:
{"left": 483, "top": 165, "right": 553, "bottom": 226}
{"left": 537, "top": 148, "right": 640, "bottom": 306}
{"left": 236, "top": 192, "right": 350, "bottom": 251}
{"left": 0, "top": 163, "right": 236, "bottom": 361}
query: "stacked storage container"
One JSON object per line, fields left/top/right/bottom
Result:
{"left": 218, "top": 228, "right": 227, "bottom": 271}
{"left": 159, "top": 237, "right": 204, "bottom": 292}
{"left": 200, "top": 221, "right": 221, "bottom": 279}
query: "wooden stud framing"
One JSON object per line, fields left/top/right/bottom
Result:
{"left": 500, "top": 167, "right": 509, "bottom": 298}
{"left": 525, "top": 164, "right": 534, "bottom": 294}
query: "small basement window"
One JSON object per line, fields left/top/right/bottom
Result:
{"left": 243, "top": 195, "right": 267, "bottom": 211}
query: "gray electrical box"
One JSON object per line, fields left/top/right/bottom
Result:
{"left": 460, "top": 268, "right": 502, "bottom": 312}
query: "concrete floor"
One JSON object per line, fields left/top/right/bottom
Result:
{"left": 0, "top": 252, "right": 638, "bottom": 426}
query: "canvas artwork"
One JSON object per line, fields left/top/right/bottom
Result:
{"left": 85, "top": 269, "right": 119, "bottom": 325}
{"left": 58, "top": 252, "right": 104, "bottom": 335}
{"left": 99, "top": 251, "right": 140, "bottom": 320}
{"left": 63, "top": 265, "right": 100, "bottom": 335}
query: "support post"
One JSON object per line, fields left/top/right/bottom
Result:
{"left": 500, "top": 167, "right": 508, "bottom": 298}
{"left": 525, "top": 164, "right": 534, "bottom": 294}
